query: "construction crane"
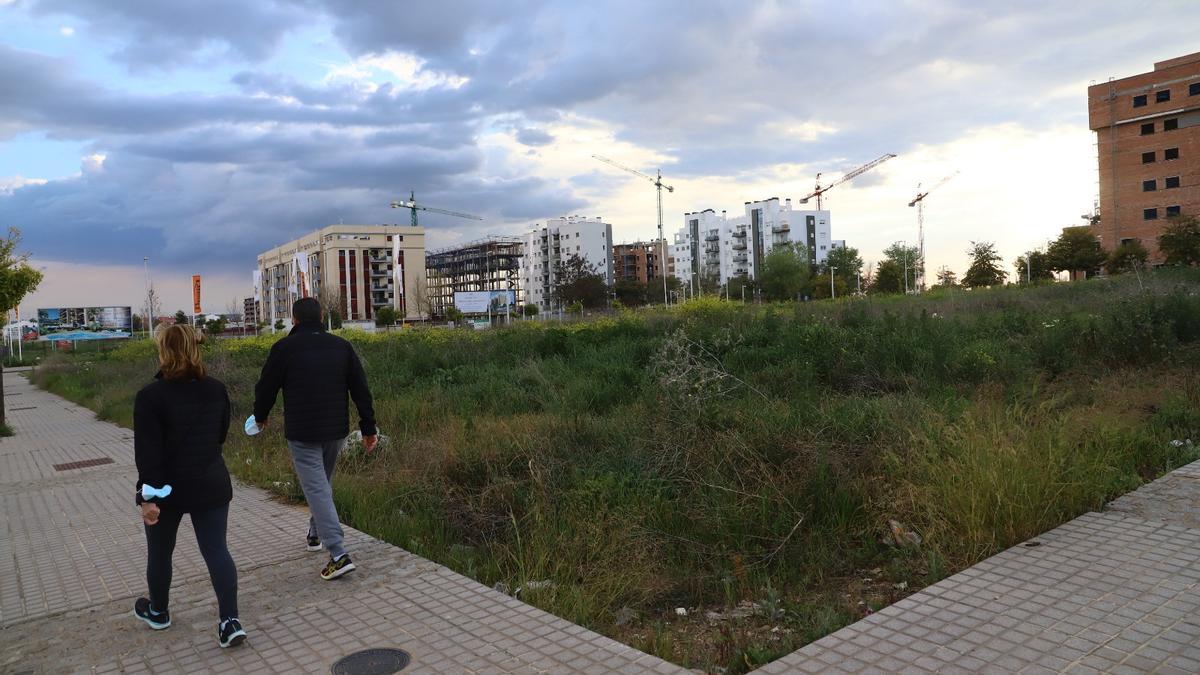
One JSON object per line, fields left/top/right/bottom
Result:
{"left": 592, "top": 154, "right": 673, "bottom": 306}
{"left": 907, "top": 171, "right": 959, "bottom": 292}
{"left": 799, "top": 153, "right": 897, "bottom": 210}
{"left": 390, "top": 191, "right": 483, "bottom": 227}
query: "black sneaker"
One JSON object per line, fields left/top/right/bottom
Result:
{"left": 306, "top": 534, "right": 322, "bottom": 552}
{"left": 218, "top": 618, "right": 247, "bottom": 648}
{"left": 133, "top": 597, "right": 170, "bottom": 630}
{"left": 320, "top": 554, "right": 356, "bottom": 580}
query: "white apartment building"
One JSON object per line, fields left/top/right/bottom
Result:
{"left": 521, "top": 216, "right": 614, "bottom": 310}
{"left": 674, "top": 198, "right": 840, "bottom": 287}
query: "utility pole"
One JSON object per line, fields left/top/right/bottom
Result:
{"left": 830, "top": 265, "right": 837, "bottom": 300}
{"left": 901, "top": 241, "right": 909, "bottom": 294}
{"left": 143, "top": 257, "right": 152, "bottom": 338}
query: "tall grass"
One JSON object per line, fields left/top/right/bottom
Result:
{"left": 31, "top": 269, "right": 1200, "bottom": 673}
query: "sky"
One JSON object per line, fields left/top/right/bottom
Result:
{"left": 3, "top": 0, "right": 1199, "bottom": 315}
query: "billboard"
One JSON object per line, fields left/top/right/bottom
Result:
{"left": 37, "top": 306, "right": 133, "bottom": 332}
{"left": 192, "top": 275, "right": 202, "bottom": 314}
{"left": 453, "top": 290, "right": 517, "bottom": 314}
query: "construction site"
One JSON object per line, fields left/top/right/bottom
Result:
{"left": 424, "top": 237, "right": 524, "bottom": 318}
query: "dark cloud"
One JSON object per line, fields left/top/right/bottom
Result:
{"left": 515, "top": 127, "right": 554, "bottom": 147}
{"left": 30, "top": 0, "right": 307, "bottom": 68}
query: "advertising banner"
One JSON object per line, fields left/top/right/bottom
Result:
{"left": 453, "top": 290, "right": 517, "bottom": 314}
{"left": 252, "top": 269, "right": 262, "bottom": 303}
{"left": 192, "top": 275, "right": 202, "bottom": 314}
{"left": 36, "top": 306, "right": 132, "bottom": 340}
{"left": 292, "top": 252, "right": 310, "bottom": 298}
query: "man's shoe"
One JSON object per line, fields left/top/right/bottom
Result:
{"left": 320, "top": 554, "right": 356, "bottom": 580}
{"left": 306, "top": 534, "right": 322, "bottom": 552}
{"left": 218, "top": 618, "right": 247, "bottom": 648}
{"left": 133, "top": 597, "right": 171, "bottom": 630}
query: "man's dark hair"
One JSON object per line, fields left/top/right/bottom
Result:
{"left": 292, "top": 297, "right": 322, "bottom": 324}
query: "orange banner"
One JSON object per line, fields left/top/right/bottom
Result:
{"left": 192, "top": 274, "right": 202, "bottom": 314}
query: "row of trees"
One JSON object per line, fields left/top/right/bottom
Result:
{"left": 1009, "top": 214, "right": 1200, "bottom": 283}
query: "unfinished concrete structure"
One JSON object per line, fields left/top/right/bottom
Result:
{"left": 424, "top": 237, "right": 524, "bottom": 318}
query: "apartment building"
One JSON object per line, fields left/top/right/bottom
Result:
{"left": 256, "top": 224, "right": 426, "bottom": 323}
{"left": 521, "top": 216, "right": 613, "bottom": 310}
{"left": 1088, "top": 51, "right": 1200, "bottom": 260}
{"left": 612, "top": 239, "right": 668, "bottom": 285}
{"left": 673, "top": 199, "right": 838, "bottom": 287}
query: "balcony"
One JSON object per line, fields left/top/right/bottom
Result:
{"left": 733, "top": 253, "right": 748, "bottom": 264}
{"left": 731, "top": 241, "right": 746, "bottom": 251}
{"left": 732, "top": 230, "right": 747, "bottom": 238}
{"left": 371, "top": 297, "right": 392, "bottom": 307}
{"left": 772, "top": 223, "right": 790, "bottom": 233}
{"left": 705, "top": 233, "right": 719, "bottom": 241}
{"left": 369, "top": 269, "right": 389, "bottom": 278}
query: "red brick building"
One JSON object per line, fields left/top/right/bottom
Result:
{"left": 1088, "top": 51, "right": 1200, "bottom": 260}
{"left": 612, "top": 240, "right": 668, "bottom": 284}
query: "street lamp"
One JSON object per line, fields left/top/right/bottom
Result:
{"left": 143, "top": 257, "right": 152, "bottom": 338}
{"left": 830, "top": 265, "right": 838, "bottom": 300}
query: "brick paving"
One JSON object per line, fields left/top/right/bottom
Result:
{"left": 5, "top": 367, "right": 1200, "bottom": 674}
{"left": 0, "top": 373, "right": 688, "bottom": 674}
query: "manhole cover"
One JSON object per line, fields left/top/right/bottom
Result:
{"left": 331, "top": 648, "right": 410, "bottom": 675}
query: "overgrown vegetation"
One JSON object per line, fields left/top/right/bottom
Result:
{"left": 31, "top": 269, "right": 1200, "bottom": 673}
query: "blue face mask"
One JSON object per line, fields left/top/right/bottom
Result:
{"left": 141, "top": 484, "right": 172, "bottom": 500}
{"left": 244, "top": 415, "right": 262, "bottom": 436}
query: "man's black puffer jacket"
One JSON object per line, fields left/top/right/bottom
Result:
{"left": 252, "top": 321, "right": 377, "bottom": 442}
{"left": 134, "top": 373, "right": 232, "bottom": 512}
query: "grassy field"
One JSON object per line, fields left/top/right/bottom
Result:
{"left": 30, "top": 270, "right": 1200, "bottom": 673}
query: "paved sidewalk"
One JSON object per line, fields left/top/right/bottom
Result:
{"left": 0, "top": 374, "right": 688, "bottom": 674}
{"left": 753, "top": 461, "right": 1200, "bottom": 674}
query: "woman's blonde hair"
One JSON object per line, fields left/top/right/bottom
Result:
{"left": 156, "top": 323, "right": 206, "bottom": 380}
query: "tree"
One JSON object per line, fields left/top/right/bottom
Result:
{"left": 444, "top": 306, "right": 463, "bottom": 325}
{"left": 871, "top": 259, "right": 906, "bottom": 294}
{"left": 409, "top": 276, "right": 435, "bottom": 320}
{"left": 0, "top": 228, "right": 44, "bottom": 427}
{"left": 822, "top": 246, "right": 864, "bottom": 288}
{"left": 274, "top": 319, "right": 285, "bottom": 331}
{"left": 935, "top": 266, "right": 958, "bottom": 288}
{"left": 724, "top": 274, "right": 753, "bottom": 302}
{"left": 1046, "top": 226, "right": 1105, "bottom": 277}
{"left": 962, "top": 241, "right": 1007, "bottom": 288}
{"left": 1158, "top": 214, "right": 1200, "bottom": 266}
{"left": 757, "top": 243, "right": 811, "bottom": 301}
{"left": 204, "top": 316, "right": 227, "bottom": 335}
{"left": 316, "top": 285, "right": 345, "bottom": 327}
{"left": 811, "top": 273, "right": 848, "bottom": 300}
{"left": 521, "top": 303, "right": 539, "bottom": 317}
{"left": 882, "top": 243, "right": 921, "bottom": 292}
{"left": 552, "top": 254, "right": 608, "bottom": 309}
{"left": 142, "top": 286, "right": 162, "bottom": 331}
{"left": 174, "top": 310, "right": 189, "bottom": 327}
{"left": 647, "top": 275, "right": 682, "bottom": 304}
{"left": 1014, "top": 250, "right": 1055, "bottom": 283}
{"left": 613, "top": 279, "right": 648, "bottom": 307}
{"left": 375, "top": 305, "right": 398, "bottom": 327}
{"left": 1105, "top": 239, "right": 1149, "bottom": 275}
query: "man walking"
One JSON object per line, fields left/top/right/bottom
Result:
{"left": 253, "top": 297, "right": 377, "bottom": 580}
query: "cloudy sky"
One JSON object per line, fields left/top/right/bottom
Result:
{"left": 3, "top": 0, "right": 1199, "bottom": 314}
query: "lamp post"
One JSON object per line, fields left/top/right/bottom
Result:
{"left": 900, "top": 241, "right": 909, "bottom": 294}
{"left": 830, "top": 265, "right": 837, "bottom": 301}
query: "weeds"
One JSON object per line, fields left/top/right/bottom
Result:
{"left": 27, "top": 269, "right": 1200, "bottom": 673}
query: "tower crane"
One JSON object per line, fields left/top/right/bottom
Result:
{"left": 799, "top": 153, "right": 897, "bottom": 210}
{"left": 907, "top": 171, "right": 959, "bottom": 292}
{"left": 390, "top": 191, "right": 483, "bottom": 227}
{"left": 591, "top": 154, "right": 673, "bottom": 306}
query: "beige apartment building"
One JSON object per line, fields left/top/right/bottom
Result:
{"left": 256, "top": 224, "right": 426, "bottom": 324}
{"left": 1088, "top": 51, "right": 1200, "bottom": 260}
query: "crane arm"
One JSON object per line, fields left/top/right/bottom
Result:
{"left": 421, "top": 206, "right": 483, "bottom": 220}
{"left": 908, "top": 171, "right": 959, "bottom": 207}
{"left": 800, "top": 153, "right": 897, "bottom": 203}
{"left": 592, "top": 154, "right": 674, "bottom": 190}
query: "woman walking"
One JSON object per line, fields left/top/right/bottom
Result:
{"left": 132, "top": 324, "right": 246, "bottom": 648}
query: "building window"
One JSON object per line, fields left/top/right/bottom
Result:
{"left": 1141, "top": 123, "right": 1155, "bottom": 135}
{"left": 1165, "top": 118, "right": 1178, "bottom": 131}
{"left": 1143, "top": 179, "right": 1157, "bottom": 192}
{"left": 1156, "top": 89, "right": 1171, "bottom": 103}
{"left": 1144, "top": 208, "right": 1159, "bottom": 220}
{"left": 1166, "top": 147, "right": 1179, "bottom": 160}
{"left": 1165, "top": 176, "right": 1180, "bottom": 189}
{"left": 1167, "top": 205, "right": 1182, "bottom": 217}
{"left": 1142, "top": 151, "right": 1156, "bottom": 163}
{"left": 1133, "top": 94, "right": 1148, "bottom": 107}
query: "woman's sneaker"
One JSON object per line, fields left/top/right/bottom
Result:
{"left": 306, "top": 534, "right": 322, "bottom": 552}
{"left": 320, "top": 554, "right": 355, "bottom": 580}
{"left": 133, "top": 597, "right": 170, "bottom": 630}
{"left": 218, "top": 618, "right": 247, "bottom": 648}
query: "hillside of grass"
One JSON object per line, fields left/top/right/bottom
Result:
{"left": 31, "top": 270, "right": 1200, "bottom": 673}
